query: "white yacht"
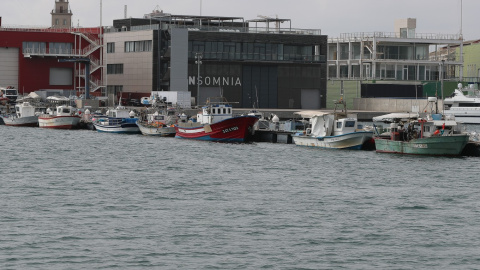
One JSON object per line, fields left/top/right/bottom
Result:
{"left": 444, "top": 83, "right": 480, "bottom": 124}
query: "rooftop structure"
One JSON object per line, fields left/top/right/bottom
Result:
{"left": 108, "top": 12, "right": 321, "bottom": 36}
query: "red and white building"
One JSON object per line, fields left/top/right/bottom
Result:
{"left": 0, "top": 0, "right": 103, "bottom": 97}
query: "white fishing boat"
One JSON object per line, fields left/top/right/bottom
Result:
{"left": 93, "top": 106, "right": 140, "bottom": 134}
{"left": 38, "top": 105, "right": 80, "bottom": 129}
{"left": 136, "top": 110, "right": 177, "bottom": 136}
{"left": 444, "top": 83, "right": 480, "bottom": 124}
{"left": 292, "top": 99, "right": 373, "bottom": 149}
{"left": 1, "top": 102, "right": 41, "bottom": 127}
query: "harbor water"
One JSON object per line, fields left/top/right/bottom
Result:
{"left": 1, "top": 125, "right": 480, "bottom": 269}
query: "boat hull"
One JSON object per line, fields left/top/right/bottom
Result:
{"left": 38, "top": 115, "right": 80, "bottom": 129}
{"left": 374, "top": 134, "right": 469, "bottom": 156}
{"left": 93, "top": 118, "right": 140, "bottom": 134}
{"left": 1, "top": 115, "right": 38, "bottom": 127}
{"left": 444, "top": 110, "right": 480, "bottom": 124}
{"left": 175, "top": 116, "right": 258, "bottom": 142}
{"left": 293, "top": 131, "right": 373, "bottom": 149}
{"left": 136, "top": 121, "right": 176, "bottom": 137}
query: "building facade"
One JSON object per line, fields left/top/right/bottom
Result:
{"left": 105, "top": 13, "right": 327, "bottom": 109}
{"left": 327, "top": 18, "right": 464, "bottom": 109}
{"left": 0, "top": 0, "right": 103, "bottom": 98}
{"left": 328, "top": 18, "right": 463, "bottom": 83}
{"left": 0, "top": 27, "right": 103, "bottom": 96}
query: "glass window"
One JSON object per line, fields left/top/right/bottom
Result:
{"left": 247, "top": 43, "right": 254, "bottom": 60}
{"left": 22, "top": 42, "right": 47, "bottom": 54}
{"left": 235, "top": 43, "right": 241, "bottom": 59}
{"left": 107, "top": 42, "right": 115, "bottom": 53}
{"left": 345, "top": 121, "right": 356, "bottom": 127}
{"left": 125, "top": 40, "right": 152, "bottom": 52}
{"left": 266, "top": 43, "right": 272, "bottom": 60}
{"left": 337, "top": 122, "right": 343, "bottom": 128}
{"left": 107, "top": 64, "right": 124, "bottom": 74}
{"left": 49, "top": 42, "right": 72, "bottom": 54}
{"left": 277, "top": 44, "right": 283, "bottom": 60}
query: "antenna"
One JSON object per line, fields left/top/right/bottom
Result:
{"left": 124, "top": 5, "right": 127, "bottom": 19}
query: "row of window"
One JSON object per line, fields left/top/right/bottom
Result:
{"left": 329, "top": 64, "right": 439, "bottom": 81}
{"left": 189, "top": 41, "right": 321, "bottom": 62}
{"left": 330, "top": 44, "right": 430, "bottom": 61}
{"left": 22, "top": 42, "right": 72, "bottom": 54}
{"left": 54, "top": 19, "right": 69, "bottom": 26}
{"left": 210, "top": 107, "right": 232, "bottom": 115}
{"left": 107, "top": 41, "right": 153, "bottom": 53}
{"left": 125, "top": 41, "right": 152, "bottom": 52}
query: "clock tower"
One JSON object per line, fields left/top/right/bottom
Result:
{"left": 51, "top": 0, "right": 72, "bottom": 28}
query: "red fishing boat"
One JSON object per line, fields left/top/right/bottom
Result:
{"left": 175, "top": 98, "right": 259, "bottom": 142}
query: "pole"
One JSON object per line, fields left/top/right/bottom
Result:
{"left": 196, "top": 53, "right": 202, "bottom": 106}
{"left": 85, "top": 61, "right": 90, "bottom": 99}
{"left": 441, "top": 59, "right": 445, "bottom": 114}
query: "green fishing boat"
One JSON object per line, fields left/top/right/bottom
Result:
{"left": 373, "top": 112, "right": 469, "bottom": 156}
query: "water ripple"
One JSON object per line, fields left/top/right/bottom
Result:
{"left": 1, "top": 125, "right": 480, "bottom": 269}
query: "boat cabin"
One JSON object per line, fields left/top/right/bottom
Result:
{"left": 333, "top": 117, "right": 358, "bottom": 135}
{"left": 295, "top": 110, "right": 359, "bottom": 138}
{"left": 197, "top": 103, "right": 233, "bottom": 124}
{"left": 106, "top": 106, "right": 136, "bottom": 118}
{"left": 56, "top": 106, "right": 75, "bottom": 116}
{"left": 15, "top": 102, "right": 36, "bottom": 118}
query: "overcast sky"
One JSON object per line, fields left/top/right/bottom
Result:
{"left": 2, "top": 0, "right": 479, "bottom": 41}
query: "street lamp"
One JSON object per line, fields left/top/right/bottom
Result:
{"left": 195, "top": 52, "right": 203, "bottom": 106}
{"left": 441, "top": 59, "right": 445, "bottom": 113}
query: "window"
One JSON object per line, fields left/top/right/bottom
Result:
{"left": 345, "top": 121, "right": 356, "bottom": 127}
{"left": 107, "top": 64, "right": 124, "bottom": 74}
{"left": 22, "top": 42, "right": 46, "bottom": 54}
{"left": 125, "top": 40, "right": 152, "bottom": 52}
{"left": 459, "top": 103, "right": 480, "bottom": 107}
{"left": 63, "top": 19, "right": 67, "bottom": 25}
{"left": 337, "top": 122, "right": 343, "bottom": 129}
{"left": 49, "top": 42, "right": 72, "bottom": 54}
{"left": 107, "top": 42, "right": 115, "bottom": 53}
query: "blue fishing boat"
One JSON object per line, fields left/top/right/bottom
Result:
{"left": 93, "top": 106, "right": 140, "bottom": 134}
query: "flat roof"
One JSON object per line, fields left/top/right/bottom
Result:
{"left": 246, "top": 18, "right": 291, "bottom": 23}
{"left": 146, "top": 14, "right": 244, "bottom": 22}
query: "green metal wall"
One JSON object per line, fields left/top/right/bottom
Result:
{"left": 456, "top": 42, "right": 480, "bottom": 80}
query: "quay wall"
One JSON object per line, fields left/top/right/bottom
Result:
{"left": 353, "top": 98, "right": 443, "bottom": 113}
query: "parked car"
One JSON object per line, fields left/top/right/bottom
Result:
{"left": 128, "top": 99, "right": 141, "bottom": 106}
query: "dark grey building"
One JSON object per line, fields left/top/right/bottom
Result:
{"left": 106, "top": 12, "right": 327, "bottom": 109}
